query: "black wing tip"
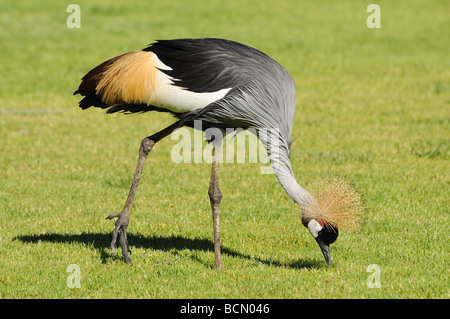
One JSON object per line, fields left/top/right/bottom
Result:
{"left": 105, "top": 103, "right": 181, "bottom": 115}
{"left": 78, "top": 99, "right": 92, "bottom": 110}
{"left": 77, "top": 94, "right": 105, "bottom": 110}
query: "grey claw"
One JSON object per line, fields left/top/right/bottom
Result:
{"left": 107, "top": 213, "right": 132, "bottom": 264}
{"left": 106, "top": 213, "right": 120, "bottom": 220}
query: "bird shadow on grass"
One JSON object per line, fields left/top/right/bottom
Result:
{"left": 13, "top": 232, "right": 323, "bottom": 269}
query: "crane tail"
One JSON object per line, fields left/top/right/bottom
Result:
{"left": 74, "top": 50, "right": 161, "bottom": 113}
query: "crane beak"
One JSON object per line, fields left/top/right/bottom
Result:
{"left": 315, "top": 236, "right": 331, "bottom": 267}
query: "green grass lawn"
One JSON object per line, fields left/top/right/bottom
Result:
{"left": 0, "top": 0, "right": 448, "bottom": 298}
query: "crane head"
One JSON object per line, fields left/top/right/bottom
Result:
{"left": 299, "top": 176, "right": 364, "bottom": 267}
{"left": 302, "top": 218, "right": 338, "bottom": 267}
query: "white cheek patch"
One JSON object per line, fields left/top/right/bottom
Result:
{"left": 307, "top": 220, "right": 323, "bottom": 238}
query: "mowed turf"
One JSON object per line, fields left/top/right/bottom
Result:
{"left": 0, "top": 0, "right": 448, "bottom": 298}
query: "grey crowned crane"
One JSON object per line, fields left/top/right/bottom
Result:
{"left": 74, "top": 38, "right": 363, "bottom": 269}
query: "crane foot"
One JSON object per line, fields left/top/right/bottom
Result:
{"left": 106, "top": 210, "right": 132, "bottom": 264}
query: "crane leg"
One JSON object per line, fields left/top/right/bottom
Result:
{"left": 106, "top": 121, "right": 182, "bottom": 264}
{"left": 208, "top": 143, "right": 223, "bottom": 270}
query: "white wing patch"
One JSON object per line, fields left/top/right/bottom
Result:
{"left": 152, "top": 55, "right": 231, "bottom": 113}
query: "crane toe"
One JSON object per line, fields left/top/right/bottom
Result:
{"left": 107, "top": 211, "right": 132, "bottom": 264}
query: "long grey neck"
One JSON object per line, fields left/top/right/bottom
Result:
{"left": 272, "top": 153, "right": 314, "bottom": 209}
{"left": 259, "top": 130, "right": 314, "bottom": 209}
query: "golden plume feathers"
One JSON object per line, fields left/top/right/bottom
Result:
{"left": 96, "top": 51, "right": 158, "bottom": 105}
{"left": 301, "top": 176, "right": 365, "bottom": 231}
